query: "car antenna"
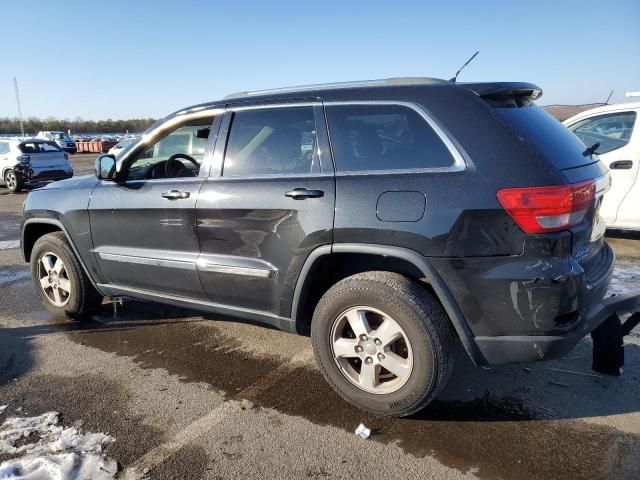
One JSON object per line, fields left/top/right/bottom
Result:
{"left": 449, "top": 51, "right": 479, "bottom": 83}
{"left": 604, "top": 89, "right": 614, "bottom": 105}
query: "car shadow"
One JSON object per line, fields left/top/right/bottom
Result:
{"left": 3, "top": 299, "right": 639, "bottom": 479}
{"left": 9, "top": 298, "right": 638, "bottom": 422}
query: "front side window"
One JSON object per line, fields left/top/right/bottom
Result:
{"left": 127, "top": 117, "right": 214, "bottom": 180}
{"left": 325, "top": 104, "right": 454, "bottom": 172}
{"left": 569, "top": 112, "right": 636, "bottom": 154}
{"left": 223, "top": 106, "right": 318, "bottom": 177}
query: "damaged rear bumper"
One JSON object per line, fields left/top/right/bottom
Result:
{"left": 474, "top": 293, "right": 640, "bottom": 365}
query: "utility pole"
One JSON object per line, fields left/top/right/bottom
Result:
{"left": 13, "top": 77, "right": 25, "bottom": 137}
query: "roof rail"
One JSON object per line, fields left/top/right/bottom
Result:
{"left": 224, "top": 77, "right": 447, "bottom": 100}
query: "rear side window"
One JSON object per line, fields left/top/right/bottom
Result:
{"left": 325, "top": 104, "right": 454, "bottom": 172}
{"left": 223, "top": 106, "right": 318, "bottom": 177}
{"left": 569, "top": 112, "right": 636, "bottom": 154}
{"left": 19, "top": 141, "right": 61, "bottom": 153}
{"left": 0, "top": 142, "right": 9, "bottom": 155}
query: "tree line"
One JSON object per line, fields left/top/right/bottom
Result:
{"left": 0, "top": 117, "right": 157, "bottom": 135}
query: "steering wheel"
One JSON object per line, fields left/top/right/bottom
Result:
{"left": 164, "top": 153, "right": 199, "bottom": 178}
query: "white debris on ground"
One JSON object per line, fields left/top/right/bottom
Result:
{"left": 0, "top": 409, "right": 117, "bottom": 480}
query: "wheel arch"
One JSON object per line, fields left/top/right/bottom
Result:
{"left": 22, "top": 218, "right": 101, "bottom": 290}
{"left": 291, "top": 243, "right": 486, "bottom": 365}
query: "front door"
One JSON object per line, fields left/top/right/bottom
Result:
{"left": 568, "top": 110, "right": 639, "bottom": 227}
{"left": 89, "top": 112, "right": 221, "bottom": 299}
{"left": 196, "top": 103, "right": 335, "bottom": 319}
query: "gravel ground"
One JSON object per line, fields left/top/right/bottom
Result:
{"left": 0, "top": 154, "right": 639, "bottom": 479}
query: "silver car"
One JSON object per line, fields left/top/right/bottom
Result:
{"left": 0, "top": 138, "right": 73, "bottom": 193}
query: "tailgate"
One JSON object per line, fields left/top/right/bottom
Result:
{"left": 28, "top": 151, "right": 69, "bottom": 168}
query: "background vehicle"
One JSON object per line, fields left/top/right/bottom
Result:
{"left": 564, "top": 102, "right": 639, "bottom": 231}
{"left": 22, "top": 78, "right": 640, "bottom": 416}
{"left": 36, "top": 130, "right": 77, "bottom": 153}
{"left": 0, "top": 138, "right": 73, "bottom": 192}
{"left": 108, "top": 137, "right": 138, "bottom": 157}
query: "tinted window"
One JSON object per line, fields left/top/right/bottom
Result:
{"left": 495, "top": 104, "right": 598, "bottom": 169}
{"left": 325, "top": 104, "right": 454, "bottom": 172}
{"left": 223, "top": 107, "right": 318, "bottom": 177}
{"left": 569, "top": 112, "right": 636, "bottom": 154}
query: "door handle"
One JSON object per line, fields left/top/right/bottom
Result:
{"left": 161, "top": 190, "right": 190, "bottom": 200}
{"left": 609, "top": 160, "right": 633, "bottom": 170}
{"left": 284, "top": 188, "right": 324, "bottom": 199}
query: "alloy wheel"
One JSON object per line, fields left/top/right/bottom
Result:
{"left": 5, "top": 171, "right": 16, "bottom": 190}
{"left": 37, "top": 252, "right": 71, "bottom": 307}
{"left": 330, "top": 306, "right": 413, "bottom": 394}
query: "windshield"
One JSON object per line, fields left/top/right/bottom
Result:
{"left": 116, "top": 138, "right": 135, "bottom": 149}
{"left": 52, "top": 133, "right": 71, "bottom": 140}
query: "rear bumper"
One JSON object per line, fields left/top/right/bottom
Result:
{"left": 431, "top": 240, "right": 640, "bottom": 365}
{"left": 475, "top": 293, "right": 640, "bottom": 364}
{"left": 25, "top": 168, "right": 73, "bottom": 186}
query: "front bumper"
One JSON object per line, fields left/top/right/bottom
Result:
{"left": 474, "top": 292, "right": 640, "bottom": 364}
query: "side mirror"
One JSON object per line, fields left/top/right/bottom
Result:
{"left": 95, "top": 154, "right": 116, "bottom": 180}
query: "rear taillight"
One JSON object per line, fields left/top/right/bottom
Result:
{"left": 497, "top": 181, "right": 596, "bottom": 234}
{"left": 17, "top": 154, "right": 30, "bottom": 163}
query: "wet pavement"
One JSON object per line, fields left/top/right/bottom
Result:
{"left": 1, "top": 155, "right": 640, "bottom": 479}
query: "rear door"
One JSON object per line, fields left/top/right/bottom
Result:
{"left": 567, "top": 110, "right": 639, "bottom": 226}
{"left": 195, "top": 102, "right": 335, "bottom": 319}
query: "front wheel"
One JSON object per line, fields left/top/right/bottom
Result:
{"left": 311, "top": 271, "right": 455, "bottom": 417}
{"left": 30, "top": 232, "right": 103, "bottom": 319}
{"left": 4, "top": 169, "right": 22, "bottom": 193}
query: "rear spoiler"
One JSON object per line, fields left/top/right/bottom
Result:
{"left": 461, "top": 82, "right": 543, "bottom": 102}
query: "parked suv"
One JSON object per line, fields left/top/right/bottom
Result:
{"left": 1, "top": 138, "right": 73, "bottom": 192}
{"left": 21, "top": 78, "right": 640, "bottom": 416}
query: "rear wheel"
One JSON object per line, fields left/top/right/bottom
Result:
{"left": 311, "top": 271, "right": 455, "bottom": 417}
{"left": 4, "top": 169, "right": 22, "bottom": 193}
{"left": 30, "top": 232, "right": 103, "bottom": 319}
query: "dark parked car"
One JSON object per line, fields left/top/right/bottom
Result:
{"left": 21, "top": 78, "right": 640, "bottom": 416}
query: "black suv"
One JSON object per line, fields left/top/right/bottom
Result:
{"left": 22, "top": 78, "right": 640, "bottom": 416}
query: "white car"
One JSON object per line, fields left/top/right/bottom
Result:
{"left": 564, "top": 102, "right": 639, "bottom": 231}
{"left": 36, "top": 131, "right": 78, "bottom": 154}
{"left": 107, "top": 137, "right": 137, "bottom": 157}
{"left": 0, "top": 138, "right": 73, "bottom": 193}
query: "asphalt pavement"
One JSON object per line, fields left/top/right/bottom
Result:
{"left": 1, "top": 153, "right": 639, "bottom": 479}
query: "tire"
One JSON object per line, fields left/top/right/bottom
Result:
{"left": 311, "top": 271, "right": 455, "bottom": 417}
{"left": 4, "top": 169, "right": 22, "bottom": 193}
{"left": 30, "top": 232, "right": 103, "bottom": 319}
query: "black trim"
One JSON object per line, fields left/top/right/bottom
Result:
{"left": 290, "top": 243, "right": 486, "bottom": 365}
{"left": 22, "top": 218, "right": 104, "bottom": 294}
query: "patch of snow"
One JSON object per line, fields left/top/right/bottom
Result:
{"left": 0, "top": 406, "right": 6, "bottom": 415}
{"left": 0, "top": 269, "right": 30, "bottom": 286}
{"left": 0, "top": 240, "right": 20, "bottom": 250}
{"left": 609, "top": 261, "right": 640, "bottom": 296}
{"left": 0, "top": 411, "right": 118, "bottom": 480}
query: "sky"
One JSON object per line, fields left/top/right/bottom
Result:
{"left": 1, "top": 0, "right": 639, "bottom": 120}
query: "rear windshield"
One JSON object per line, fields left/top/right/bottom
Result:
{"left": 19, "top": 141, "right": 61, "bottom": 153}
{"left": 493, "top": 103, "right": 594, "bottom": 170}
